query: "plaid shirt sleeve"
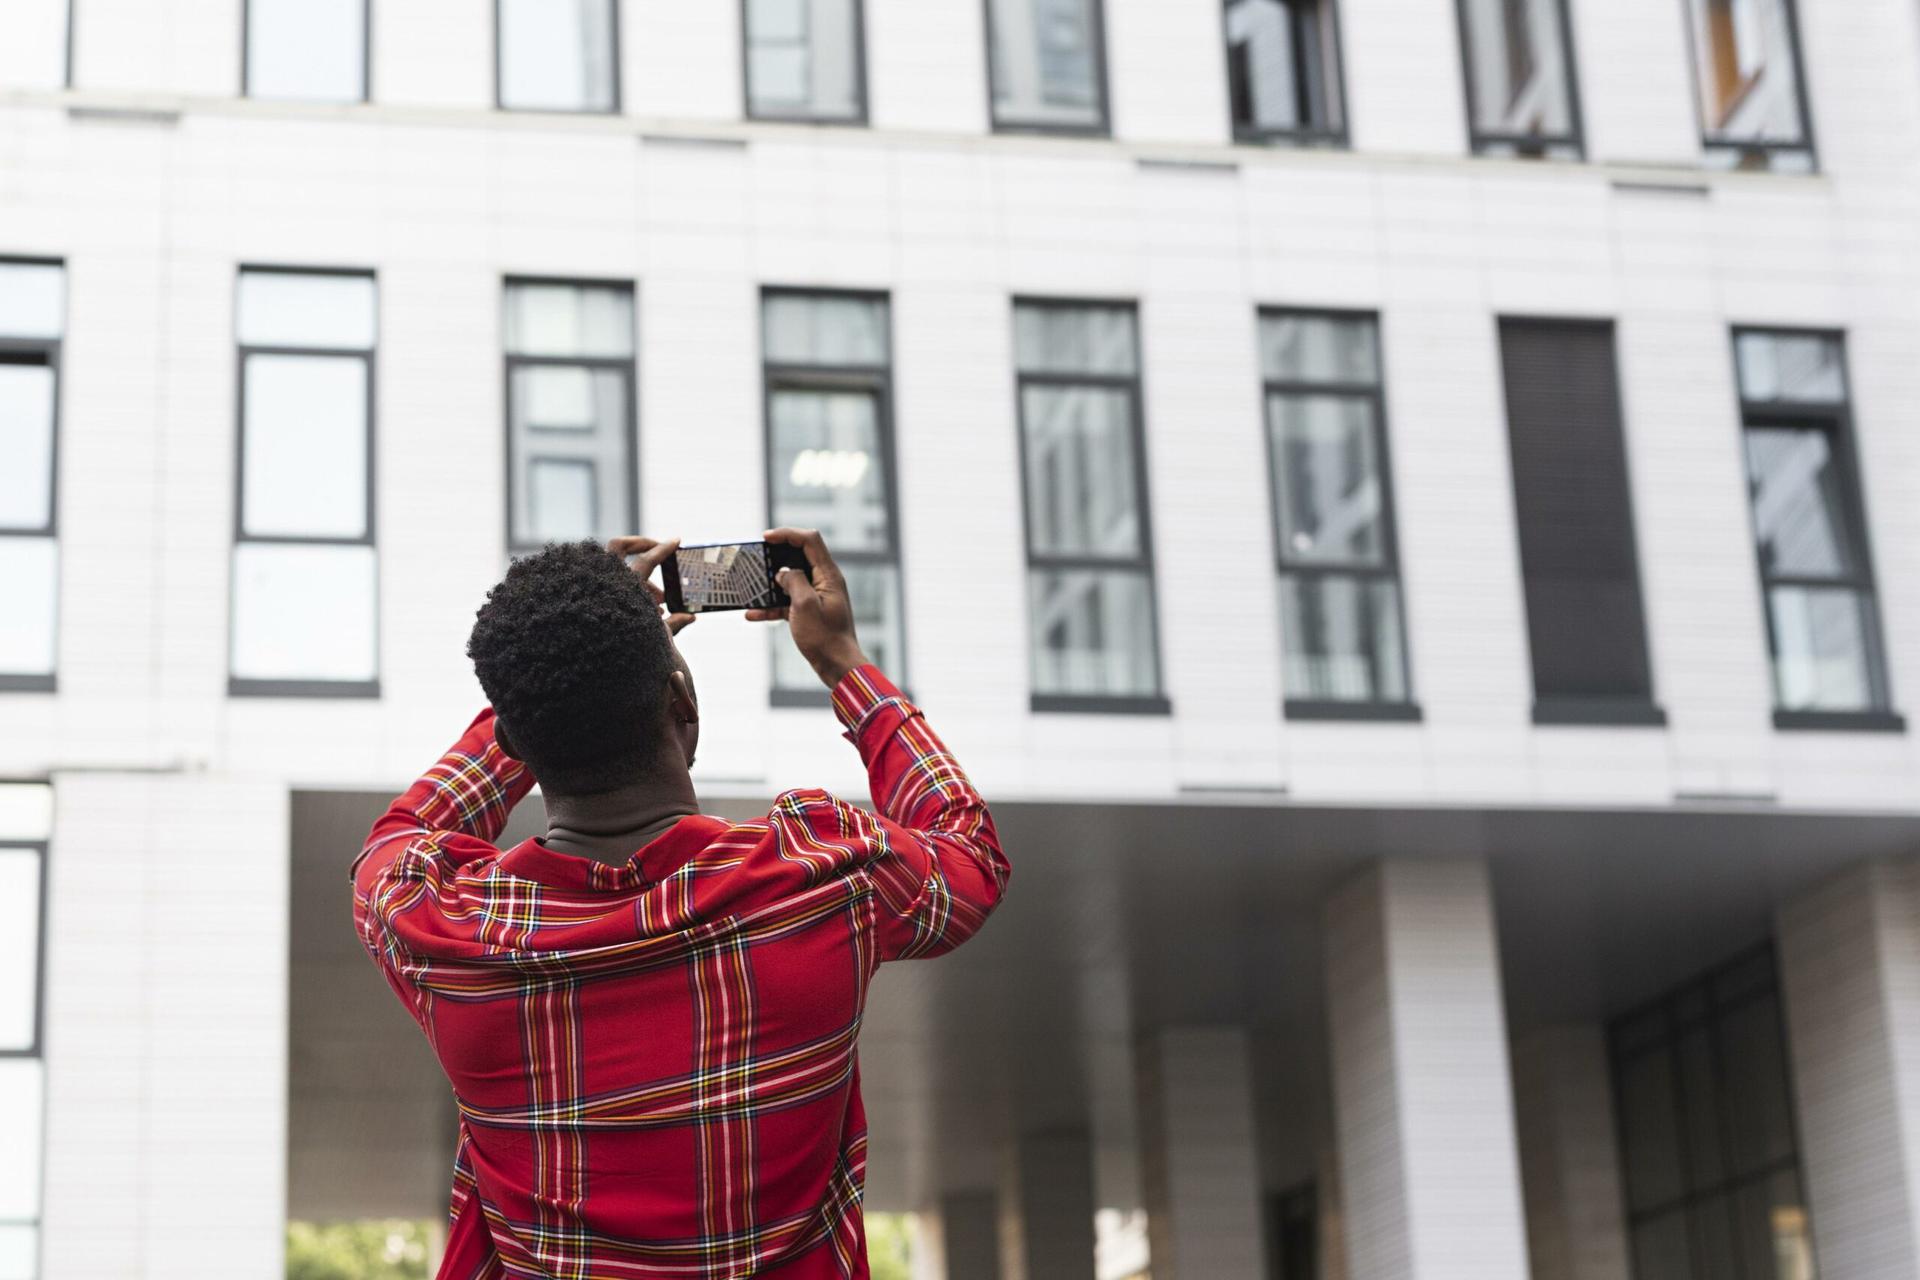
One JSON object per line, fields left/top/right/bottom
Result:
{"left": 828, "top": 665, "right": 1010, "bottom": 962}
{"left": 351, "top": 707, "right": 534, "bottom": 890}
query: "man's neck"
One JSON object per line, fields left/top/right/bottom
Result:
{"left": 540, "top": 769, "right": 701, "bottom": 869}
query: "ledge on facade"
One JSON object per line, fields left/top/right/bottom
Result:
{"left": 1284, "top": 699, "right": 1422, "bottom": 723}
{"left": 228, "top": 678, "right": 382, "bottom": 700}
{"left": 0, "top": 674, "right": 56, "bottom": 693}
{"left": 1531, "top": 698, "right": 1668, "bottom": 728}
{"left": 1774, "top": 709, "right": 1907, "bottom": 734}
{"left": 1030, "top": 693, "right": 1172, "bottom": 716}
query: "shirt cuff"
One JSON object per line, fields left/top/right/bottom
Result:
{"left": 829, "top": 664, "right": 906, "bottom": 737}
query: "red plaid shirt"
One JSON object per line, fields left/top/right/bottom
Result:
{"left": 352, "top": 667, "right": 1008, "bottom": 1279}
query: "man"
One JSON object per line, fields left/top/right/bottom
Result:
{"left": 352, "top": 529, "right": 1009, "bottom": 1278}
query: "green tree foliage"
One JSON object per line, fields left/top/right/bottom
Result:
{"left": 866, "top": 1212, "right": 916, "bottom": 1280}
{"left": 286, "top": 1220, "right": 433, "bottom": 1280}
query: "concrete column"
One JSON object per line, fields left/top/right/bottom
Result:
{"left": 40, "top": 772, "right": 289, "bottom": 1279}
{"left": 1778, "top": 859, "right": 1920, "bottom": 1280}
{"left": 1137, "top": 1026, "right": 1266, "bottom": 1279}
{"left": 932, "top": 1191, "right": 1001, "bottom": 1280}
{"left": 1511, "top": 1026, "right": 1631, "bottom": 1280}
{"left": 998, "top": 1132, "right": 1096, "bottom": 1280}
{"left": 1323, "top": 858, "right": 1530, "bottom": 1280}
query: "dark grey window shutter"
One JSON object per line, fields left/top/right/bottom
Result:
{"left": 1498, "top": 318, "right": 1660, "bottom": 719}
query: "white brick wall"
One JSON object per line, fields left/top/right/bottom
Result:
{"left": 39, "top": 772, "right": 288, "bottom": 1278}
{"left": 1511, "top": 1026, "right": 1631, "bottom": 1280}
{"left": 1778, "top": 860, "right": 1920, "bottom": 1280}
{"left": 1325, "top": 858, "right": 1530, "bottom": 1280}
{"left": 1136, "top": 1027, "right": 1265, "bottom": 1279}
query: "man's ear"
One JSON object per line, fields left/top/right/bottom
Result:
{"left": 668, "top": 670, "right": 699, "bottom": 726}
{"left": 493, "top": 716, "right": 523, "bottom": 761}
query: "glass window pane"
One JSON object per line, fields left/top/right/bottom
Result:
{"left": 1021, "top": 385, "right": 1142, "bottom": 559}
{"left": 247, "top": 0, "right": 366, "bottom": 102}
{"left": 774, "top": 562, "right": 902, "bottom": 692}
{"left": 0, "top": 1225, "right": 35, "bottom": 1280}
{"left": 508, "top": 366, "right": 630, "bottom": 549}
{"left": 1270, "top": 394, "right": 1385, "bottom": 567}
{"left": 0, "top": 263, "right": 63, "bottom": 341}
{"left": 1737, "top": 1169, "right": 1815, "bottom": 1280}
{"left": 988, "top": 0, "right": 1104, "bottom": 128}
{"left": 1719, "top": 993, "right": 1798, "bottom": 1176}
{"left": 1014, "top": 304, "right": 1135, "bottom": 375}
{"left": 499, "top": 0, "right": 618, "bottom": 111}
{"left": 748, "top": 0, "right": 863, "bottom": 120}
{"left": 1766, "top": 584, "right": 1878, "bottom": 712}
{"left": 241, "top": 354, "right": 369, "bottom": 540}
{"left": 1675, "top": 1025, "right": 1726, "bottom": 1188}
{"left": 1737, "top": 332, "right": 1844, "bottom": 403}
{"left": 1632, "top": 1212, "right": 1692, "bottom": 1280}
{"left": 1687, "top": 0, "right": 1810, "bottom": 147}
{"left": 237, "top": 272, "right": 376, "bottom": 350}
{"left": 1690, "top": 1195, "right": 1741, "bottom": 1280}
{"left": 769, "top": 388, "right": 890, "bottom": 553}
{"left": 0, "top": 1059, "right": 43, "bottom": 1218}
{"left": 0, "top": 538, "right": 56, "bottom": 677}
{"left": 0, "top": 362, "right": 55, "bottom": 531}
{"left": 1745, "top": 426, "right": 1857, "bottom": 578}
{"left": 1460, "top": 0, "right": 1576, "bottom": 142}
{"left": 0, "top": 851, "right": 39, "bottom": 1052}
{"left": 527, "top": 459, "right": 599, "bottom": 542}
{"left": 1259, "top": 313, "right": 1378, "bottom": 384}
{"left": 1618, "top": 1044, "right": 1686, "bottom": 1213}
{"left": 763, "top": 294, "right": 888, "bottom": 367}
{"left": 231, "top": 542, "right": 378, "bottom": 683}
{"left": 1279, "top": 573, "right": 1407, "bottom": 702}
{"left": 1029, "top": 568, "right": 1158, "bottom": 697}
{"left": 505, "top": 283, "right": 634, "bottom": 358}
{"left": 1227, "top": 0, "right": 1342, "bottom": 135}
{"left": 0, "top": 785, "right": 52, "bottom": 843}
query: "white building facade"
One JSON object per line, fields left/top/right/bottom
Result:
{"left": 5, "top": 0, "right": 1920, "bottom": 1276}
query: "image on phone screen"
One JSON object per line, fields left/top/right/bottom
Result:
{"left": 663, "top": 541, "right": 809, "bottom": 614}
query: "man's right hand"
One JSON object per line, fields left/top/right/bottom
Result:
{"left": 750, "top": 527, "right": 869, "bottom": 689}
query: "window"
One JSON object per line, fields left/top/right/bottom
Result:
{"left": 1497, "top": 318, "right": 1662, "bottom": 725}
{"left": 504, "top": 280, "right": 637, "bottom": 557}
{"left": 245, "top": 0, "right": 368, "bottom": 102}
{"left": 1683, "top": 0, "right": 1814, "bottom": 172}
{"left": 1732, "top": 330, "right": 1898, "bottom": 730}
{"left": 761, "top": 291, "right": 903, "bottom": 701}
{"left": 1610, "top": 948, "right": 1816, "bottom": 1280}
{"left": 985, "top": 0, "right": 1109, "bottom": 133}
{"left": 1261, "top": 311, "right": 1413, "bottom": 717}
{"left": 1014, "top": 300, "right": 1166, "bottom": 712}
{"left": 745, "top": 0, "right": 866, "bottom": 123}
{"left": 0, "top": 261, "right": 63, "bottom": 693}
{"left": 1224, "top": 0, "right": 1346, "bottom": 145}
{"left": 1455, "top": 0, "right": 1582, "bottom": 158}
{"left": 0, "top": 783, "right": 52, "bottom": 1280}
{"left": 231, "top": 269, "right": 379, "bottom": 696}
{"left": 497, "top": 0, "right": 620, "bottom": 112}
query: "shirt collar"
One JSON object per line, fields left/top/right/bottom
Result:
{"left": 495, "top": 814, "right": 733, "bottom": 892}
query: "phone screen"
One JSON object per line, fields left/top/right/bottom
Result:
{"left": 662, "top": 541, "right": 809, "bottom": 614}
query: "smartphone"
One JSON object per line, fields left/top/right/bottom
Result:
{"left": 661, "top": 540, "right": 811, "bottom": 614}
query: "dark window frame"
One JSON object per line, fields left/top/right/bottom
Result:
{"left": 759, "top": 286, "right": 905, "bottom": 707}
{"left": 1497, "top": 315, "right": 1666, "bottom": 727}
{"left": 981, "top": 0, "right": 1115, "bottom": 138}
{"left": 1259, "top": 306, "right": 1419, "bottom": 721}
{"left": 1608, "top": 944, "right": 1818, "bottom": 1280}
{"left": 740, "top": 0, "right": 872, "bottom": 126}
{"left": 1221, "top": 0, "right": 1351, "bottom": 148}
{"left": 0, "top": 256, "right": 65, "bottom": 695}
{"left": 229, "top": 264, "right": 381, "bottom": 700}
{"left": 502, "top": 274, "right": 640, "bottom": 563}
{"left": 1677, "top": 0, "right": 1819, "bottom": 173}
{"left": 1012, "top": 296, "right": 1170, "bottom": 715}
{"left": 0, "top": 830, "right": 50, "bottom": 1279}
{"left": 493, "top": 0, "right": 624, "bottom": 115}
{"left": 1452, "top": 0, "right": 1587, "bottom": 160}
{"left": 1730, "top": 326, "right": 1901, "bottom": 733}
{"left": 64, "top": 0, "right": 75, "bottom": 87}
{"left": 240, "top": 0, "right": 373, "bottom": 103}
